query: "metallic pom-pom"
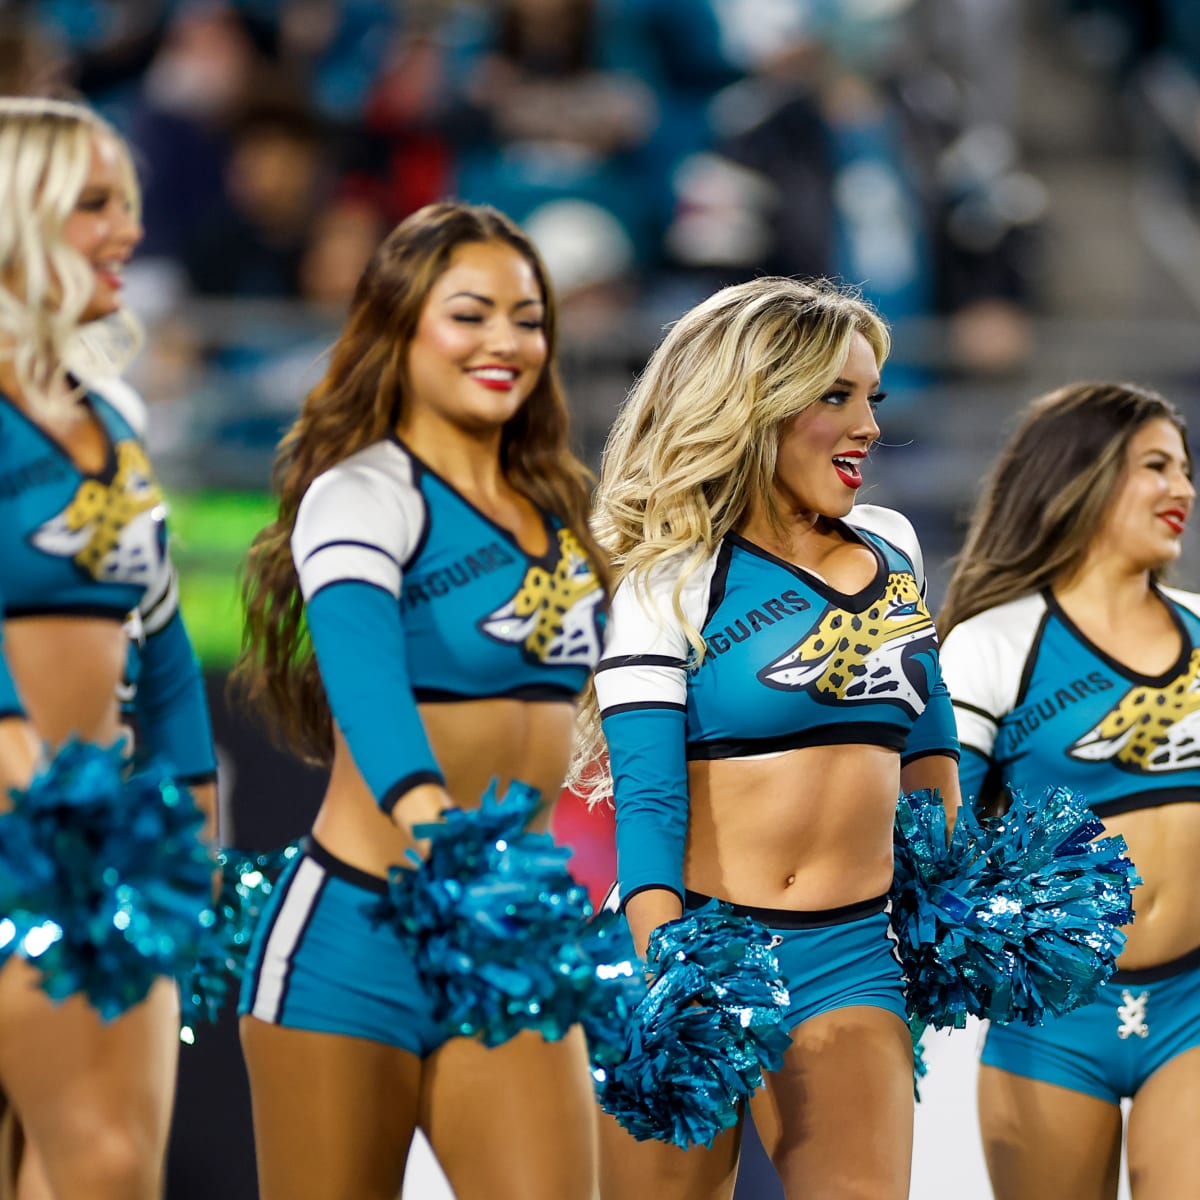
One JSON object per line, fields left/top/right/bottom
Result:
{"left": 179, "top": 842, "right": 301, "bottom": 1042}
{"left": 891, "top": 786, "right": 1140, "bottom": 1031}
{"left": 910, "top": 1016, "right": 929, "bottom": 1100}
{"left": 372, "top": 780, "right": 631, "bottom": 1048}
{"left": 0, "top": 740, "right": 214, "bottom": 1021}
{"left": 593, "top": 902, "right": 792, "bottom": 1149}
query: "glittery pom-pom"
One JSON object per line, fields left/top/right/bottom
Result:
{"left": 372, "top": 780, "right": 629, "bottom": 1048}
{"left": 0, "top": 740, "right": 214, "bottom": 1021}
{"left": 593, "top": 903, "right": 792, "bottom": 1149}
{"left": 576, "top": 913, "right": 647, "bottom": 1071}
{"left": 891, "top": 786, "right": 1140, "bottom": 1030}
{"left": 910, "top": 1016, "right": 929, "bottom": 1100}
{"left": 179, "top": 843, "right": 301, "bottom": 1042}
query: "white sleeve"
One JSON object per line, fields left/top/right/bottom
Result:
{"left": 89, "top": 376, "right": 148, "bottom": 438}
{"left": 847, "top": 504, "right": 925, "bottom": 591}
{"left": 938, "top": 594, "right": 1046, "bottom": 758}
{"left": 1160, "top": 585, "right": 1200, "bottom": 620}
{"left": 594, "top": 549, "right": 718, "bottom": 714}
{"left": 291, "top": 443, "right": 425, "bottom": 602}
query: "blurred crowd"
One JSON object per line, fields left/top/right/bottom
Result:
{"left": 1, "top": 0, "right": 1198, "bottom": 478}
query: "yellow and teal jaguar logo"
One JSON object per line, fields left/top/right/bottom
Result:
{"left": 30, "top": 440, "right": 166, "bottom": 584}
{"left": 758, "top": 572, "right": 936, "bottom": 715}
{"left": 479, "top": 528, "right": 603, "bottom": 666}
{"left": 1070, "top": 649, "right": 1200, "bottom": 771}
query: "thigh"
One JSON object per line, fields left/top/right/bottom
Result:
{"left": 1127, "top": 1046, "right": 1200, "bottom": 1200}
{"left": 597, "top": 1107, "right": 742, "bottom": 1200}
{"left": 240, "top": 1016, "right": 421, "bottom": 1200}
{"left": 0, "top": 960, "right": 179, "bottom": 1189}
{"left": 752, "top": 1004, "right": 912, "bottom": 1200}
{"left": 977, "top": 1063, "right": 1122, "bottom": 1200}
{"left": 422, "top": 1026, "right": 597, "bottom": 1200}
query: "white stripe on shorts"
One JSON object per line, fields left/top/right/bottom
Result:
{"left": 251, "top": 856, "right": 327, "bottom": 1023}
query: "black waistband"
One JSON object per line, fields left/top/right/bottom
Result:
{"left": 304, "top": 836, "right": 390, "bottom": 895}
{"left": 1112, "top": 940, "right": 1200, "bottom": 985}
{"left": 684, "top": 889, "right": 888, "bottom": 929}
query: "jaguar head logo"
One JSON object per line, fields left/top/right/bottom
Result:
{"left": 479, "top": 527, "right": 603, "bottom": 666}
{"left": 1069, "top": 649, "right": 1200, "bottom": 772}
{"left": 757, "top": 572, "right": 936, "bottom": 715}
{"left": 30, "top": 441, "right": 166, "bottom": 584}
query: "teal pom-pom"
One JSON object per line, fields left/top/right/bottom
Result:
{"left": 576, "top": 913, "right": 647, "bottom": 1070}
{"left": 910, "top": 1016, "right": 929, "bottom": 1100}
{"left": 373, "top": 780, "right": 629, "bottom": 1048}
{"left": 179, "top": 842, "right": 301, "bottom": 1042}
{"left": 593, "top": 903, "right": 792, "bottom": 1149}
{"left": 891, "top": 786, "right": 1140, "bottom": 1030}
{"left": 0, "top": 740, "right": 214, "bottom": 1021}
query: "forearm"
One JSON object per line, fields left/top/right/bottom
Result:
{"left": 624, "top": 887, "right": 684, "bottom": 959}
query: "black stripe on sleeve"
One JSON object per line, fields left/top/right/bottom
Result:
{"left": 619, "top": 882, "right": 684, "bottom": 912}
{"left": 380, "top": 769, "right": 446, "bottom": 815}
{"left": 301, "top": 539, "right": 401, "bottom": 568}
{"left": 951, "top": 699, "right": 998, "bottom": 726}
{"left": 600, "top": 700, "right": 687, "bottom": 718}
{"left": 595, "top": 654, "right": 687, "bottom": 673}
{"left": 900, "top": 747, "right": 961, "bottom": 767}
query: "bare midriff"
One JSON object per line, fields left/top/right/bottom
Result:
{"left": 3, "top": 616, "right": 127, "bottom": 745}
{"left": 312, "top": 697, "right": 578, "bottom": 879}
{"left": 684, "top": 741, "right": 900, "bottom": 911}
{"left": 1100, "top": 802, "right": 1200, "bottom": 968}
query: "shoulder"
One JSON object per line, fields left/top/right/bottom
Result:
{"left": 845, "top": 504, "right": 923, "bottom": 580}
{"left": 293, "top": 441, "right": 426, "bottom": 561}
{"left": 941, "top": 592, "right": 1048, "bottom": 657}
{"left": 87, "top": 376, "right": 148, "bottom": 439}
{"left": 614, "top": 542, "right": 721, "bottom": 620}
{"left": 940, "top": 592, "right": 1048, "bottom": 714}
{"left": 1160, "top": 584, "right": 1200, "bottom": 620}
{"left": 604, "top": 541, "right": 722, "bottom": 654}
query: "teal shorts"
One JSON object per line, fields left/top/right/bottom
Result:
{"left": 981, "top": 943, "right": 1200, "bottom": 1104}
{"left": 681, "top": 890, "right": 909, "bottom": 1031}
{"left": 239, "top": 838, "right": 443, "bottom": 1057}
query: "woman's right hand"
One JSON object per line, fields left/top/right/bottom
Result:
{"left": 623, "top": 887, "right": 685, "bottom": 961}
{"left": 390, "top": 782, "right": 456, "bottom": 858}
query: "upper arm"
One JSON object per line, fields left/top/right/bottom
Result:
{"left": 292, "top": 452, "right": 425, "bottom": 604}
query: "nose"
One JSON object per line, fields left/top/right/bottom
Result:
{"left": 1175, "top": 465, "right": 1196, "bottom": 505}
{"left": 853, "top": 394, "right": 881, "bottom": 443}
{"left": 485, "top": 317, "right": 520, "bottom": 359}
{"left": 114, "top": 201, "right": 143, "bottom": 249}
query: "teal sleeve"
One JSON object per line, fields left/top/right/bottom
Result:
{"left": 129, "top": 609, "right": 217, "bottom": 783}
{"left": 306, "top": 579, "right": 444, "bottom": 812}
{"left": 903, "top": 667, "right": 960, "bottom": 765}
{"left": 0, "top": 587, "right": 25, "bottom": 721}
{"left": 601, "top": 705, "right": 689, "bottom": 907}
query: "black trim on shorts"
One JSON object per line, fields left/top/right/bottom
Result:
{"left": 305, "top": 836, "right": 390, "bottom": 896}
{"left": 685, "top": 889, "right": 889, "bottom": 929}
{"left": 1112, "top": 941, "right": 1200, "bottom": 985}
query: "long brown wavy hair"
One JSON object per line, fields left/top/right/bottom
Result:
{"left": 233, "top": 200, "right": 608, "bottom": 763}
{"left": 939, "top": 381, "right": 1190, "bottom": 639}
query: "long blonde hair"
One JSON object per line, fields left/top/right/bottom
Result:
{"left": 0, "top": 97, "right": 142, "bottom": 414}
{"left": 572, "top": 276, "right": 889, "bottom": 798}
{"left": 939, "top": 381, "right": 1190, "bottom": 638}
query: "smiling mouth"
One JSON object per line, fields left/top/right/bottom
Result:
{"left": 832, "top": 454, "right": 864, "bottom": 488}
{"left": 468, "top": 367, "right": 519, "bottom": 391}
{"left": 1160, "top": 511, "right": 1187, "bottom": 534}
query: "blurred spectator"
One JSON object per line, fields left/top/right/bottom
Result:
{"left": 0, "top": 17, "right": 70, "bottom": 96}
{"left": 667, "top": 0, "right": 1044, "bottom": 375}
{"left": 127, "top": 3, "right": 269, "bottom": 260}
{"left": 182, "top": 94, "right": 329, "bottom": 298}
{"left": 442, "top": 0, "right": 662, "bottom": 264}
